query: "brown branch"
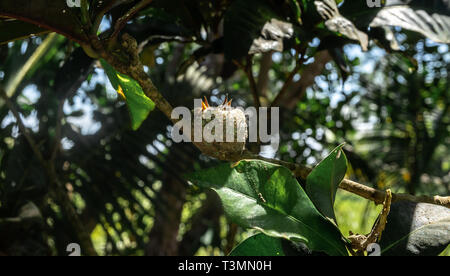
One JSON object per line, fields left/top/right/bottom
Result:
{"left": 233, "top": 57, "right": 261, "bottom": 108}
{"left": 93, "top": 33, "right": 174, "bottom": 120}
{"left": 271, "top": 48, "right": 307, "bottom": 108}
{"left": 256, "top": 51, "right": 273, "bottom": 99}
{"left": 91, "top": 0, "right": 123, "bottom": 35}
{"left": 51, "top": 99, "right": 65, "bottom": 162}
{"left": 109, "top": 0, "right": 153, "bottom": 47}
{"left": 224, "top": 223, "right": 239, "bottom": 255}
{"left": 80, "top": 0, "right": 92, "bottom": 29}
{"left": 240, "top": 151, "right": 450, "bottom": 209}
{"left": 349, "top": 190, "right": 392, "bottom": 255}
{"left": 283, "top": 50, "right": 332, "bottom": 109}
{"left": 88, "top": 33, "right": 450, "bottom": 211}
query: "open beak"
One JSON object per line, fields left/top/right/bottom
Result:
{"left": 202, "top": 96, "right": 210, "bottom": 111}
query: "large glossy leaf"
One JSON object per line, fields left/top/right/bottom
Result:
{"left": 369, "top": 5, "right": 450, "bottom": 43}
{"left": 101, "top": 59, "right": 155, "bottom": 130}
{"left": 188, "top": 160, "right": 348, "bottom": 256}
{"left": 314, "top": 0, "right": 369, "bottom": 51}
{"left": 0, "top": 19, "right": 50, "bottom": 45}
{"left": 385, "top": 0, "right": 450, "bottom": 15}
{"left": 0, "top": 0, "right": 89, "bottom": 44}
{"left": 380, "top": 202, "right": 450, "bottom": 256}
{"left": 223, "top": 0, "right": 293, "bottom": 60}
{"left": 230, "top": 233, "right": 331, "bottom": 256}
{"left": 230, "top": 233, "right": 286, "bottom": 256}
{"left": 306, "top": 144, "right": 347, "bottom": 222}
{"left": 340, "top": 0, "right": 450, "bottom": 44}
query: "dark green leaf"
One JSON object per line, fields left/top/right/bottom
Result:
{"left": 188, "top": 160, "right": 348, "bottom": 256}
{"left": 230, "top": 233, "right": 286, "bottom": 256}
{"left": 224, "top": 0, "right": 293, "bottom": 60}
{"left": 306, "top": 143, "right": 347, "bottom": 222}
{"left": 101, "top": 59, "right": 155, "bottom": 130}
{"left": 340, "top": 0, "right": 450, "bottom": 43}
{"left": 0, "top": 19, "right": 50, "bottom": 45}
{"left": 0, "top": 0, "right": 89, "bottom": 44}
{"left": 230, "top": 233, "right": 330, "bottom": 256}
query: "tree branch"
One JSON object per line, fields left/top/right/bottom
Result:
{"left": 88, "top": 33, "right": 450, "bottom": 210}
{"left": 240, "top": 151, "right": 450, "bottom": 209}
{"left": 283, "top": 50, "right": 332, "bottom": 109}
{"left": 271, "top": 47, "right": 306, "bottom": 108}
{"left": 233, "top": 57, "right": 261, "bottom": 108}
{"left": 2, "top": 33, "right": 58, "bottom": 100}
{"left": 349, "top": 189, "right": 392, "bottom": 255}
{"left": 91, "top": 0, "right": 123, "bottom": 35}
{"left": 109, "top": 0, "right": 153, "bottom": 47}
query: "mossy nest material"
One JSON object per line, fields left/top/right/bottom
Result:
{"left": 192, "top": 101, "right": 248, "bottom": 161}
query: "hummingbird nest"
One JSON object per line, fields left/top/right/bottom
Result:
{"left": 192, "top": 97, "right": 248, "bottom": 161}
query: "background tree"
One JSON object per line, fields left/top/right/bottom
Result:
{"left": 0, "top": 0, "right": 449, "bottom": 256}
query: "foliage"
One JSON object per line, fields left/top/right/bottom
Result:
{"left": 188, "top": 155, "right": 348, "bottom": 256}
{"left": 0, "top": 0, "right": 448, "bottom": 256}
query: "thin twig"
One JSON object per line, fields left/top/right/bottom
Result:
{"left": 109, "top": 0, "right": 153, "bottom": 47}
{"left": 224, "top": 223, "right": 239, "bottom": 255}
{"left": 51, "top": 99, "right": 65, "bottom": 162}
{"left": 91, "top": 32, "right": 450, "bottom": 210}
{"left": 233, "top": 57, "right": 261, "bottom": 108}
{"left": 81, "top": 0, "right": 92, "bottom": 29}
{"left": 3, "top": 33, "right": 58, "bottom": 99}
{"left": 91, "top": 0, "right": 122, "bottom": 35}
{"left": 271, "top": 49, "right": 306, "bottom": 108}
{"left": 349, "top": 190, "right": 392, "bottom": 254}
{"left": 97, "top": 33, "right": 175, "bottom": 120}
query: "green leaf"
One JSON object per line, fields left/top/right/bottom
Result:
{"left": 230, "top": 234, "right": 286, "bottom": 256}
{"left": 306, "top": 143, "right": 347, "bottom": 222}
{"left": 0, "top": 19, "right": 50, "bottom": 45}
{"left": 230, "top": 233, "right": 330, "bottom": 256}
{"left": 188, "top": 160, "right": 348, "bottom": 256}
{"left": 369, "top": 5, "right": 450, "bottom": 44}
{"left": 314, "top": 0, "right": 369, "bottom": 51}
{"left": 0, "top": 0, "right": 89, "bottom": 44}
{"left": 339, "top": 0, "right": 450, "bottom": 44}
{"left": 380, "top": 202, "right": 450, "bottom": 256}
{"left": 100, "top": 59, "right": 155, "bottom": 130}
{"left": 223, "top": 0, "right": 293, "bottom": 60}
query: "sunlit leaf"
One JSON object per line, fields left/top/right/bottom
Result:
{"left": 0, "top": 0, "right": 89, "bottom": 44}
{"left": 314, "top": 0, "right": 369, "bottom": 51}
{"left": 188, "top": 160, "right": 348, "bottom": 256}
{"left": 370, "top": 5, "right": 450, "bottom": 44}
{"left": 101, "top": 59, "right": 155, "bottom": 130}
{"left": 306, "top": 143, "right": 347, "bottom": 222}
